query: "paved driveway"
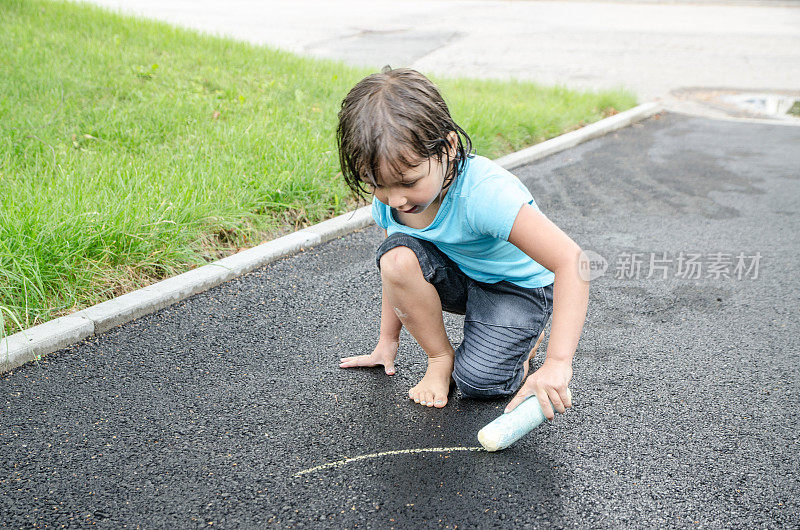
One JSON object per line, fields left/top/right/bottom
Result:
{"left": 2, "top": 113, "right": 798, "bottom": 527}
{"left": 86, "top": 0, "right": 800, "bottom": 110}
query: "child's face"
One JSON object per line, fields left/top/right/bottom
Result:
{"left": 369, "top": 156, "right": 448, "bottom": 214}
{"left": 367, "top": 133, "right": 457, "bottom": 215}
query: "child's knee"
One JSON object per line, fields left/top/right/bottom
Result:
{"left": 379, "top": 246, "right": 423, "bottom": 284}
{"left": 452, "top": 355, "right": 522, "bottom": 399}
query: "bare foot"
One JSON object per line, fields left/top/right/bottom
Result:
{"left": 409, "top": 354, "right": 453, "bottom": 408}
{"left": 522, "top": 332, "right": 545, "bottom": 380}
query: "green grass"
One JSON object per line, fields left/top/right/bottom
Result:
{"left": 0, "top": 0, "right": 637, "bottom": 336}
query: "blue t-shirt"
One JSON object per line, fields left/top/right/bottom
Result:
{"left": 371, "top": 154, "right": 555, "bottom": 289}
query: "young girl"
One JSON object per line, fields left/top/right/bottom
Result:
{"left": 336, "top": 66, "right": 588, "bottom": 420}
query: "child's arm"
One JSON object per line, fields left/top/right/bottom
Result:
{"left": 504, "top": 204, "right": 589, "bottom": 419}
{"left": 376, "top": 230, "right": 403, "bottom": 345}
{"left": 339, "top": 229, "right": 402, "bottom": 375}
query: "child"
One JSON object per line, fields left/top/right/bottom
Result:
{"left": 336, "top": 66, "right": 588, "bottom": 420}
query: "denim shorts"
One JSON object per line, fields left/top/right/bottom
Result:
{"left": 376, "top": 232, "right": 554, "bottom": 399}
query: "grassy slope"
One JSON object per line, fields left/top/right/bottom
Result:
{"left": 0, "top": 0, "right": 637, "bottom": 335}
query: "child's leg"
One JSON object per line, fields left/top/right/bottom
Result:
{"left": 452, "top": 282, "right": 553, "bottom": 399}
{"left": 379, "top": 246, "right": 454, "bottom": 408}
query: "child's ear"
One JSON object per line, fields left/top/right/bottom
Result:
{"left": 446, "top": 131, "right": 458, "bottom": 155}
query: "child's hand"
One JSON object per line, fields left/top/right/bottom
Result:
{"left": 339, "top": 337, "right": 399, "bottom": 375}
{"left": 505, "top": 358, "right": 573, "bottom": 419}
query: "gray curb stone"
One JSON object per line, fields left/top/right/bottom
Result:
{"left": 0, "top": 102, "right": 661, "bottom": 374}
{"left": 494, "top": 102, "right": 662, "bottom": 170}
{"left": 1, "top": 315, "right": 94, "bottom": 373}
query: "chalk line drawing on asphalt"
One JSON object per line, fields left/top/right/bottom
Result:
{"left": 294, "top": 446, "right": 485, "bottom": 477}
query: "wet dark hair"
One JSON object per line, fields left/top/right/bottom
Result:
{"left": 336, "top": 66, "right": 473, "bottom": 199}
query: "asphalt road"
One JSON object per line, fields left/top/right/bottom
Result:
{"left": 2, "top": 113, "right": 799, "bottom": 528}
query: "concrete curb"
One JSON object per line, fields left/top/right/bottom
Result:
{"left": 1, "top": 102, "right": 662, "bottom": 374}
{"left": 494, "top": 102, "right": 662, "bottom": 170}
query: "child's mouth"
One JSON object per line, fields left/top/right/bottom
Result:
{"left": 401, "top": 206, "right": 420, "bottom": 214}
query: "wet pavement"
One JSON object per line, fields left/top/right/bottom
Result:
{"left": 2, "top": 113, "right": 799, "bottom": 527}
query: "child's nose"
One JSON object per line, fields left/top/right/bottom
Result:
{"left": 388, "top": 193, "right": 407, "bottom": 209}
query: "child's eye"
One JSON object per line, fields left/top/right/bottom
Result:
{"left": 401, "top": 181, "right": 417, "bottom": 188}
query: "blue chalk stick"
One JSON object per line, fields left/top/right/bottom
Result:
{"left": 478, "top": 392, "right": 562, "bottom": 451}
